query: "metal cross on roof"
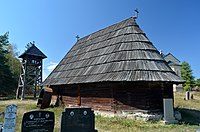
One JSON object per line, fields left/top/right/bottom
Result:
{"left": 76, "top": 35, "right": 80, "bottom": 41}
{"left": 134, "top": 8, "right": 139, "bottom": 19}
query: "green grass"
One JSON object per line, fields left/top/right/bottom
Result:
{"left": 95, "top": 115, "right": 199, "bottom": 132}
{"left": 0, "top": 92, "right": 200, "bottom": 132}
{"left": 174, "top": 91, "right": 200, "bottom": 126}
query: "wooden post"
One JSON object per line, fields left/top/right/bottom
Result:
{"left": 21, "top": 59, "right": 27, "bottom": 100}
{"left": 16, "top": 87, "right": 20, "bottom": 99}
{"left": 78, "top": 85, "right": 81, "bottom": 106}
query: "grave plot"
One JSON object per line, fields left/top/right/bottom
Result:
{"left": 61, "top": 108, "right": 97, "bottom": 132}
{"left": 3, "top": 104, "right": 17, "bottom": 132}
{"left": 22, "top": 110, "right": 54, "bottom": 132}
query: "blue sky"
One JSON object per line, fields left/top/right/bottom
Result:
{"left": 0, "top": 0, "right": 200, "bottom": 79}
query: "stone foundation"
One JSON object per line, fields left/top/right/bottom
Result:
{"left": 94, "top": 111, "right": 182, "bottom": 122}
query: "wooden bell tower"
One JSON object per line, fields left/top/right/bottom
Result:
{"left": 16, "top": 42, "right": 47, "bottom": 100}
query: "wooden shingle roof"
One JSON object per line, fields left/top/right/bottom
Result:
{"left": 19, "top": 44, "right": 47, "bottom": 59}
{"left": 164, "top": 53, "right": 181, "bottom": 66}
{"left": 42, "top": 17, "right": 184, "bottom": 85}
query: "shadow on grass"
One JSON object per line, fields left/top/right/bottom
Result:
{"left": 176, "top": 108, "right": 200, "bottom": 125}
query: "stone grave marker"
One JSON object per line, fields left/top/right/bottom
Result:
{"left": 3, "top": 104, "right": 17, "bottom": 132}
{"left": 163, "top": 98, "right": 178, "bottom": 124}
{"left": 186, "top": 91, "right": 190, "bottom": 100}
{"left": 0, "top": 112, "right": 3, "bottom": 132}
{"left": 61, "top": 108, "right": 97, "bottom": 132}
{"left": 22, "top": 110, "right": 54, "bottom": 132}
{"left": 0, "top": 123, "right": 3, "bottom": 132}
{"left": 40, "top": 87, "right": 53, "bottom": 109}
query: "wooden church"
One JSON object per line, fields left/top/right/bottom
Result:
{"left": 42, "top": 16, "right": 184, "bottom": 113}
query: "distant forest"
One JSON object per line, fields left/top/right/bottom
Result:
{"left": 0, "top": 32, "right": 21, "bottom": 96}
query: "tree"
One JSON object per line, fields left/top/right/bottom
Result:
{"left": 0, "top": 32, "right": 9, "bottom": 48}
{"left": 5, "top": 44, "right": 21, "bottom": 81}
{"left": 195, "top": 78, "right": 200, "bottom": 87}
{"left": 0, "top": 32, "right": 14, "bottom": 95}
{"left": 181, "top": 61, "right": 195, "bottom": 91}
{"left": 0, "top": 32, "right": 20, "bottom": 95}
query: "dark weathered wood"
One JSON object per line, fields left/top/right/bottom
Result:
{"left": 78, "top": 85, "right": 81, "bottom": 106}
{"left": 40, "top": 88, "right": 53, "bottom": 109}
{"left": 41, "top": 16, "right": 181, "bottom": 113}
{"left": 82, "top": 97, "right": 112, "bottom": 111}
{"left": 63, "top": 96, "right": 77, "bottom": 106}
{"left": 42, "top": 17, "right": 183, "bottom": 86}
{"left": 50, "top": 82, "right": 174, "bottom": 112}
{"left": 17, "top": 44, "right": 46, "bottom": 100}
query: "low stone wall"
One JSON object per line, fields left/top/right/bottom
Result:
{"left": 94, "top": 111, "right": 182, "bottom": 122}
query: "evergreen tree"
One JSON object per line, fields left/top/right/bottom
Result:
{"left": 0, "top": 32, "right": 20, "bottom": 95}
{"left": 181, "top": 61, "right": 195, "bottom": 90}
{"left": 195, "top": 78, "right": 200, "bottom": 87}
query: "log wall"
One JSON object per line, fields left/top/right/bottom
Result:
{"left": 51, "top": 82, "right": 173, "bottom": 113}
{"left": 113, "top": 82, "right": 173, "bottom": 112}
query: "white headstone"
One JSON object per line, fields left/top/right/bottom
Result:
{"left": 186, "top": 91, "right": 190, "bottom": 100}
{"left": 3, "top": 104, "right": 17, "bottom": 132}
{"left": 196, "top": 128, "right": 200, "bottom": 132}
{"left": 163, "top": 98, "right": 178, "bottom": 124}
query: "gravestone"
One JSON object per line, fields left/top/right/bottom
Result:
{"left": 22, "top": 110, "right": 54, "bottom": 132}
{"left": 40, "top": 87, "right": 53, "bottom": 109}
{"left": 0, "top": 112, "right": 3, "bottom": 132}
{"left": 163, "top": 98, "right": 178, "bottom": 124}
{"left": 37, "top": 89, "right": 44, "bottom": 107}
{"left": 191, "top": 94, "right": 194, "bottom": 99}
{"left": 61, "top": 108, "right": 97, "bottom": 132}
{"left": 0, "top": 123, "right": 2, "bottom": 132}
{"left": 3, "top": 104, "right": 17, "bottom": 132}
{"left": 186, "top": 91, "right": 190, "bottom": 100}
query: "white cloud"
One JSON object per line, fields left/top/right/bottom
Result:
{"left": 47, "top": 62, "right": 58, "bottom": 72}
{"left": 42, "top": 62, "right": 58, "bottom": 81}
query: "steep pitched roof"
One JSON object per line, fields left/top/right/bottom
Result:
{"left": 19, "top": 44, "right": 47, "bottom": 59}
{"left": 164, "top": 53, "right": 181, "bottom": 66}
{"left": 43, "top": 17, "right": 184, "bottom": 85}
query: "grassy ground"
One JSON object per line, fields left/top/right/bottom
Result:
{"left": 174, "top": 91, "right": 200, "bottom": 126}
{"left": 0, "top": 92, "right": 200, "bottom": 132}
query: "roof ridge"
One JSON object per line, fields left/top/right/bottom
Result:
{"left": 19, "top": 44, "right": 47, "bottom": 58}
{"left": 164, "top": 53, "right": 180, "bottom": 62}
